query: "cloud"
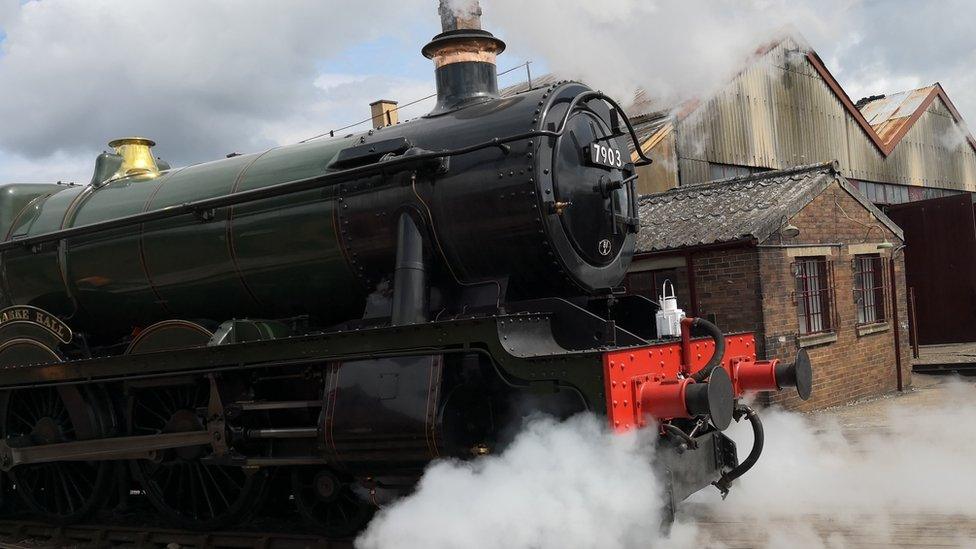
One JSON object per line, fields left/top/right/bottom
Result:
{"left": 0, "top": 149, "right": 92, "bottom": 184}
{"left": 0, "top": 0, "right": 429, "bottom": 179}
{"left": 0, "top": 1, "right": 973, "bottom": 184}
{"left": 827, "top": 0, "right": 976, "bottom": 122}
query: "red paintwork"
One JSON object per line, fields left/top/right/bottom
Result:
{"left": 603, "top": 330, "right": 783, "bottom": 432}
{"left": 637, "top": 377, "right": 694, "bottom": 428}
{"left": 730, "top": 357, "right": 780, "bottom": 394}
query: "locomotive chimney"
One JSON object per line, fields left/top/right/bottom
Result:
{"left": 422, "top": 0, "right": 506, "bottom": 115}
{"left": 108, "top": 137, "right": 160, "bottom": 178}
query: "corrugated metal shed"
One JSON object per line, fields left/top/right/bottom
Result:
{"left": 672, "top": 38, "right": 976, "bottom": 190}
{"left": 636, "top": 162, "right": 903, "bottom": 253}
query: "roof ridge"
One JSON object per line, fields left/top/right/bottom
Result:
{"left": 634, "top": 160, "right": 843, "bottom": 253}
{"left": 639, "top": 161, "right": 837, "bottom": 202}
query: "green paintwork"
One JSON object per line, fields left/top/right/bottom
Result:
{"left": 2, "top": 185, "right": 86, "bottom": 317}
{"left": 0, "top": 184, "right": 66, "bottom": 239}
{"left": 0, "top": 137, "right": 362, "bottom": 339}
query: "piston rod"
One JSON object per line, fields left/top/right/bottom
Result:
{"left": 0, "top": 431, "right": 212, "bottom": 471}
{"left": 245, "top": 427, "right": 319, "bottom": 439}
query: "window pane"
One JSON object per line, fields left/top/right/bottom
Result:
{"left": 854, "top": 255, "right": 885, "bottom": 324}
{"left": 796, "top": 257, "right": 832, "bottom": 335}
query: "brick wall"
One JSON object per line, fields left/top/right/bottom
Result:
{"left": 628, "top": 181, "right": 911, "bottom": 411}
{"left": 624, "top": 248, "right": 763, "bottom": 343}
{"left": 758, "top": 183, "right": 911, "bottom": 411}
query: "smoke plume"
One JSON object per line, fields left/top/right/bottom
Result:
{"left": 357, "top": 377, "right": 976, "bottom": 548}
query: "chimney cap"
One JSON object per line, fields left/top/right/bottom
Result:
{"left": 421, "top": 28, "right": 505, "bottom": 60}
{"left": 369, "top": 99, "right": 399, "bottom": 106}
{"left": 108, "top": 136, "right": 156, "bottom": 148}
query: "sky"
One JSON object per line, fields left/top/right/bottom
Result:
{"left": 0, "top": 0, "right": 973, "bottom": 184}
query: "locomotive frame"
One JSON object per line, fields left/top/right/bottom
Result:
{"left": 0, "top": 3, "right": 812, "bottom": 537}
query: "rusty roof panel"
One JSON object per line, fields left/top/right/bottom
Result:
{"left": 858, "top": 86, "right": 936, "bottom": 144}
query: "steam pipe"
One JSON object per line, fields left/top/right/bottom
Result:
{"left": 690, "top": 317, "right": 726, "bottom": 382}
{"left": 391, "top": 211, "right": 428, "bottom": 325}
{"left": 712, "top": 405, "right": 764, "bottom": 498}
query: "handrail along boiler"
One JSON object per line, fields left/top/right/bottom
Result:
{"left": 0, "top": 2, "right": 812, "bottom": 535}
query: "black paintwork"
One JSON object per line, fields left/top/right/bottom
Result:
{"left": 0, "top": 57, "right": 740, "bottom": 531}
{"left": 336, "top": 80, "right": 637, "bottom": 310}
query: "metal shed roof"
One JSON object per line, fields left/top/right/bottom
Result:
{"left": 635, "top": 162, "right": 904, "bottom": 254}
{"left": 858, "top": 86, "right": 939, "bottom": 145}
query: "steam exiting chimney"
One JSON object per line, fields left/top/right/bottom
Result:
{"left": 438, "top": 0, "right": 482, "bottom": 31}
{"left": 422, "top": 0, "right": 505, "bottom": 115}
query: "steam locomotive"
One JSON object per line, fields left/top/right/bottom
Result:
{"left": 0, "top": 5, "right": 811, "bottom": 537}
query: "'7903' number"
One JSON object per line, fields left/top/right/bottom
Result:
{"left": 588, "top": 143, "right": 623, "bottom": 169}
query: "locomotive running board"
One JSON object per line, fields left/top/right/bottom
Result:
{"left": 0, "top": 431, "right": 212, "bottom": 471}
{"left": 0, "top": 314, "right": 611, "bottom": 403}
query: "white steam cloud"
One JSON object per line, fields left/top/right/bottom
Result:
{"left": 483, "top": 0, "right": 853, "bottom": 111}
{"left": 357, "top": 378, "right": 976, "bottom": 548}
{"left": 356, "top": 414, "right": 692, "bottom": 549}
{"left": 939, "top": 121, "right": 972, "bottom": 152}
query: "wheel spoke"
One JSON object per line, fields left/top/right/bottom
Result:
{"left": 10, "top": 410, "right": 35, "bottom": 431}
{"left": 135, "top": 400, "right": 172, "bottom": 426}
{"left": 129, "top": 383, "right": 266, "bottom": 529}
{"left": 56, "top": 468, "right": 77, "bottom": 513}
{"left": 193, "top": 463, "right": 217, "bottom": 519}
{"left": 212, "top": 464, "right": 244, "bottom": 492}
{"left": 292, "top": 469, "right": 374, "bottom": 537}
{"left": 3, "top": 386, "right": 112, "bottom": 523}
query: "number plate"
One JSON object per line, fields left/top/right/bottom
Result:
{"left": 585, "top": 142, "right": 624, "bottom": 169}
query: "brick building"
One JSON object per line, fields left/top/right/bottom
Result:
{"left": 627, "top": 162, "right": 910, "bottom": 411}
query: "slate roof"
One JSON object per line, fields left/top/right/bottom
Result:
{"left": 635, "top": 162, "right": 904, "bottom": 254}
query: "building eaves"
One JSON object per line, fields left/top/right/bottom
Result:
{"left": 635, "top": 161, "right": 903, "bottom": 255}
{"left": 628, "top": 112, "right": 672, "bottom": 155}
